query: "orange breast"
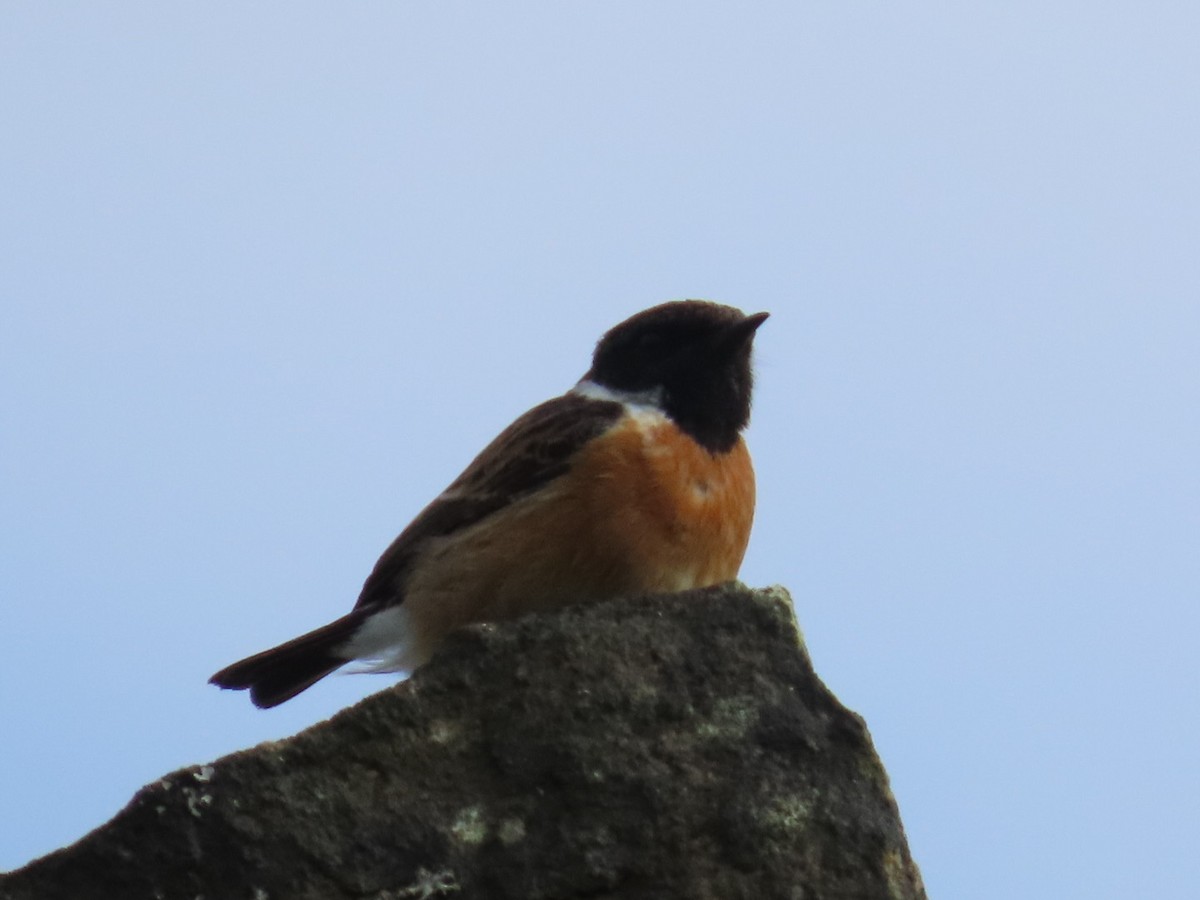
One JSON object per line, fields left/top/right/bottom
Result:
{"left": 402, "top": 408, "right": 756, "bottom": 662}
{"left": 566, "top": 408, "right": 756, "bottom": 593}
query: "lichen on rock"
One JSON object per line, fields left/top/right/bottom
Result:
{"left": 0, "top": 584, "right": 925, "bottom": 900}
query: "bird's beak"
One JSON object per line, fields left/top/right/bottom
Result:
{"left": 718, "top": 311, "right": 770, "bottom": 351}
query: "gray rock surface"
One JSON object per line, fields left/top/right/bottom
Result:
{"left": 0, "top": 584, "right": 925, "bottom": 900}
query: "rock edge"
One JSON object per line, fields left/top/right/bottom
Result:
{"left": 0, "top": 584, "right": 925, "bottom": 900}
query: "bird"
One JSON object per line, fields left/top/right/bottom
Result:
{"left": 210, "top": 300, "right": 768, "bottom": 708}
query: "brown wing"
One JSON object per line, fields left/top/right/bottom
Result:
{"left": 353, "top": 392, "right": 624, "bottom": 610}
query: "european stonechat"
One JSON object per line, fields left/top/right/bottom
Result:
{"left": 211, "top": 300, "right": 767, "bottom": 707}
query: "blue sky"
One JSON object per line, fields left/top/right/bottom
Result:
{"left": 2, "top": 4, "right": 1197, "bottom": 896}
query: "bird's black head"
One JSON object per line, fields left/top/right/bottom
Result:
{"left": 583, "top": 300, "right": 769, "bottom": 453}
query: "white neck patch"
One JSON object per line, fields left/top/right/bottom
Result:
{"left": 572, "top": 379, "right": 665, "bottom": 410}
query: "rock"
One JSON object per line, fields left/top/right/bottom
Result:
{"left": 0, "top": 584, "right": 925, "bottom": 900}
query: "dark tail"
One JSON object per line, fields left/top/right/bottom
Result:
{"left": 209, "top": 610, "right": 370, "bottom": 708}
